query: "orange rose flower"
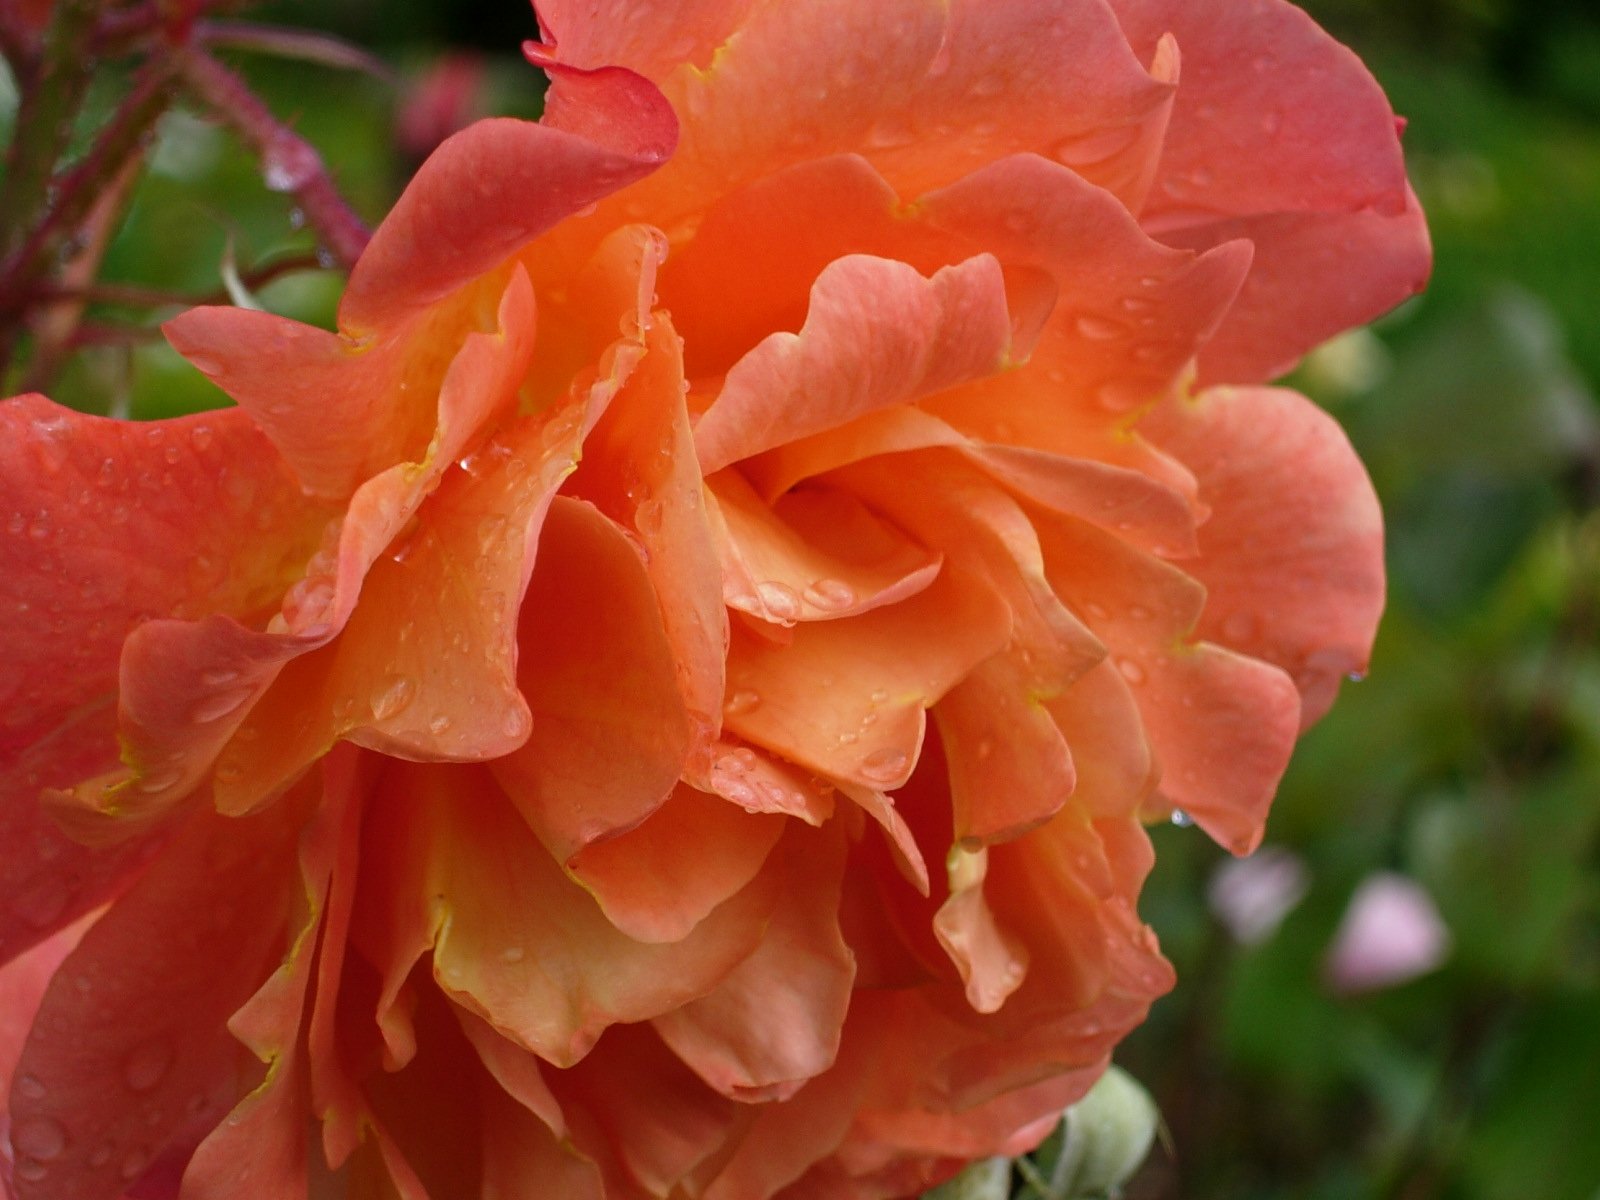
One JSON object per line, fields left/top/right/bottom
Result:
{"left": 0, "top": 1, "right": 1427, "bottom": 1197}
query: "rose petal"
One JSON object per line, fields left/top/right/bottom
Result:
{"left": 568, "top": 784, "right": 785, "bottom": 944}
{"left": 708, "top": 473, "right": 943, "bottom": 627}
{"left": 933, "top": 845, "right": 1031, "bottom": 1014}
{"left": 654, "top": 822, "right": 855, "bottom": 1102}
{"left": 535, "top": 0, "right": 756, "bottom": 78}
{"left": 1140, "top": 386, "right": 1384, "bottom": 725}
{"left": 11, "top": 797, "right": 305, "bottom": 1200}
{"left": 490, "top": 497, "right": 691, "bottom": 864}
{"left": 695, "top": 253, "right": 1020, "bottom": 475}
{"left": 355, "top": 763, "right": 778, "bottom": 1067}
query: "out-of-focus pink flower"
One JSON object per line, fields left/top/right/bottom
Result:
{"left": 0, "top": 1, "right": 1427, "bottom": 1196}
{"left": 396, "top": 52, "right": 493, "bottom": 162}
{"left": 1208, "top": 846, "right": 1311, "bottom": 946}
{"left": 1324, "top": 872, "right": 1452, "bottom": 994}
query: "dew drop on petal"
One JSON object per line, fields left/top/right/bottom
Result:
{"left": 1116, "top": 658, "right": 1146, "bottom": 685}
{"left": 190, "top": 688, "right": 254, "bottom": 724}
{"left": 123, "top": 1041, "right": 173, "bottom": 1093}
{"left": 802, "top": 578, "right": 856, "bottom": 612}
{"left": 120, "top": 1146, "right": 151, "bottom": 1182}
{"left": 1075, "top": 315, "right": 1126, "bottom": 341}
{"left": 755, "top": 580, "right": 802, "bottom": 621}
{"left": 859, "top": 747, "right": 909, "bottom": 783}
{"left": 12, "top": 1117, "right": 68, "bottom": 1161}
{"left": 16, "top": 1073, "right": 47, "bottom": 1100}
{"left": 1170, "top": 808, "right": 1195, "bottom": 828}
{"left": 370, "top": 676, "right": 416, "bottom": 722}
{"left": 1221, "top": 611, "right": 1256, "bottom": 643}
{"left": 428, "top": 714, "right": 452, "bottom": 736}
{"left": 723, "top": 689, "right": 761, "bottom": 716}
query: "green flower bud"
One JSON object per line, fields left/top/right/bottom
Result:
{"left": 924, "top": 1156, "right": 1011, "bottom": 1200}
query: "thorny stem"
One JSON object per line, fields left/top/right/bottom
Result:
{"left": 199, "top": 19, "right": 397, "bottom": 84}
{"left": 178, "top": 47, "right": 371, "bottom": 269}
{"left": 0, "top": 0, "right": 99, "bottom": 260}
{"left": 33, "top": 249, "right": 325, "bottom": 310}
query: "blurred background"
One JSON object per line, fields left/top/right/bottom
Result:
{"left": 1, "top": 1, "right": 1597, "bottom": 1197}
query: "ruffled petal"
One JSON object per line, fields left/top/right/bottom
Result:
{"left": 653, "top": 823, "right": 855, "bottom": 1102}
{"left": 1141, "top": 386, "right": 1384, "bottom": 725}
{"left": 534, "top": 0, "right": 756, "bottom": 79}
{"left": 10, "top": 798, "right": 305, "bottom": 1199}
{"left": 722, "top": 565, "right": 1011, "bottom": 793}
{"left": 568, "top": 785, "right": 785, "bottom": 944}
{"left": 1108, "top": 0, "right": 1431, "bottom": 381}
{"left": 708, "top": 473, "right": 943, "bottom": 627}
{"left": 933, "top": 845, "right": 1031, "bottom": 1014}
{"left": 490, "top": 497, "right": 691, "bottom": 864}
{"left": 355, "top": 763, "right": 779, "bottom": 1068}
{"left": 1036, "top": 514, "right": 1300, "bottom": 854}
{"left": 341, "top": 84, "right": 676, "bottom": 334}
{"left": 694, "top": 253, "right": 1021, "bottom": 475}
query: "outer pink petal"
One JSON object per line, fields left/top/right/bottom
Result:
{"left": 653, "top": 823, "right": 855, "bottom": 1102}
{"left": 707, "top": 474, "right": 943, "bottom": 626}
{"left": 1109, "top": 0, "right": 1430, "bottom": 381}
{"left": 568, "top": 785, "right": 785, "bottom": 944}
{"left": 1141, "top": 386, "right": 1384, "bottom": 725}
{"left": 341, "top": 81, "right": 676, "bottom": 334}
{"left": 535, "top": 0, "right": 757, "bottom": 78}
{"left": 9, "top": 799, "right": 305, "bottom": 1199}
{"left": 597, "top": 0, "right": 1170, "bottom": 227}
{"left": 1167, "top": 193, "right": 1432, "bottom": 386}
{"left": 63, "top": 271, "right": 538, "bottom": 834}
{"left": 356, "top": 763, "right": 778, "bottom": 1068}
{"left": 490, "top": 497, "right": 691, "bottom": 865}
{"left": 694, "top": 253, "right": 1021, "bottom": 475}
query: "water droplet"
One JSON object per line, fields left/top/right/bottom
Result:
{"left": 16, "top": 1073, "right": 47, "bottom": 1100}
{"left": 1221, "top": 611, "right": 1255, "bottom": 642}
{"left": 836, "top": 730, "right": 859, "bottom": 746}
{"left": 802, "top": 578, "right": 856, "bottom": 612}
{"left": 370, "top": 676, "right": 416, "bottom": 722}
{"left": 1116, "top": 658, "right": 1146, "bottom": 684}
{"left": 119, "top": 1146, "right": 151, "bottom": 1182}
{"left": 869, "top": 689, "right": 890, "bottom": 704}
{"left": 1347, "top": 670, "right": 1367, "bottom": 683}
{"left": 502, "top": 706, "right": 530, "bottom": 739}
{"left": 1128, "top": 604, "right": 1151, "bottom": 621}
{"left": 135, "top": 768, "right": 183, "bottom": 795}
{"left": 498, "top": 946, "right": 525, "bottom": 964}
{"left": 123, "top": 1041, "right": 172, "bottom": 1092}
{"left": 428, "top": 714, "right": 452, "bottom": 736}
{"left": 190, "top": 688, "right": 253, "bottom": 724}
{"left": 201, "top": 667, "right": 240, "bottom": 687}
{"left": 723, "top": 689, "right": 761, "bottom": 717}
{"left": 1075, "top": 315, "right": 1125, "bottom": 340}
{"left": 635, "top": 498, "right": 664, "bottom": 536}
{"left": 15, "top": 1160, "right": 48, "bottom": 1182}
{"left": 1169, "top": 808, "right": 1194, "bottom": 828}
{"left": 190, "top": 424, "right": 214, "bottom": 450}
{"left": 859, "top": 747, "right": 909, "bottom": 783}
{"left": 755, "top": 580, "right": 802, "bottom": 622}
{"left": 13, "top": 1116, "right": 68, "bottom": 1160}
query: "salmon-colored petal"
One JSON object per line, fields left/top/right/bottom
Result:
{"left": 1036, "top": 514, "right": 1300, "bottom": 854}
{"left": 478, "top": 1076, "right": 605, "bottom": 1200}
{"left": 708, "top": 473, "right": 943, "bottom": 627}
{"left": 357, "top": 762, "right": 778, "bottom": 1068}
{"left": 180, "top": 759, "right": 356, "bottom": 1200}
{"left": 917, "top": 152, "right": 1253, "bottom": 414}
{"left": 490, "top": 497, "right": 691, "bottom": 864}
{"left": 1, "top": 917, "right": 89, "bottom": 1116}
{"left": 341, "top": 87, "right": 675, "bottom": 334}
{"left": 569, "top": 310, "right": 728, "bottom": 745}
{"left": 698, "top": 738, "right": 838, "bottom": 826}
{"left": 1110, "top": 0, "right": 1428, "bottom": 381}
{"left": 935, "top": 653, "right": 1075, "bottom": 848}
{"left": 1142, "top": 386, "right": 1384, "bottom": 725}
{"left": 1115, "top": 0, "right": 1408, "bottom": 221}
{"left": 551, "top": 1023, "right": 738, "bottom": 1198}
{"left": 59, "top": 271, "right": 538, "bottom": 836}
{"left": 933, "top": 845, "right": 1030, "bottom": 1014}
{"left": 9, "top": 798, "right": 304, "bottom": 1200}
{"left": 837, "top": 781, "right": 930, "bottom": 899}
{"left": 654, "top": 823, "right": 855, "bottom": 1102}
{"left": 568, "top": 784, "right": 785, "bottom": 944}
{"left": 722, "top": 564, "right": 1010, "bottom": 793}
{"left": 0, "top": 396, "right": 325, "bottom": 761}
{"left": 605, "top": 0, "right": 1169, "bottom": 228}
{"left": 211, "top": 403, "right": 579, "bottom": 816}
{"left": 2, "top": 707, "right": 160, "bottom": 963}
{"left": 535, "top": 0, "right": 756, "bottom": 78}
{"left": 1044, "top": 657, "right": 1157, "bottom": 822}
{"left": 695, "top": 253, "right": 1021, "bottom": 476}
{"left": 1176, "top": 192, "right": 1432, "bottom": 386}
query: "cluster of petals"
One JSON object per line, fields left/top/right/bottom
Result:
{"left": 0, "top": 0, "right": 1428, "bottom": 1197}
